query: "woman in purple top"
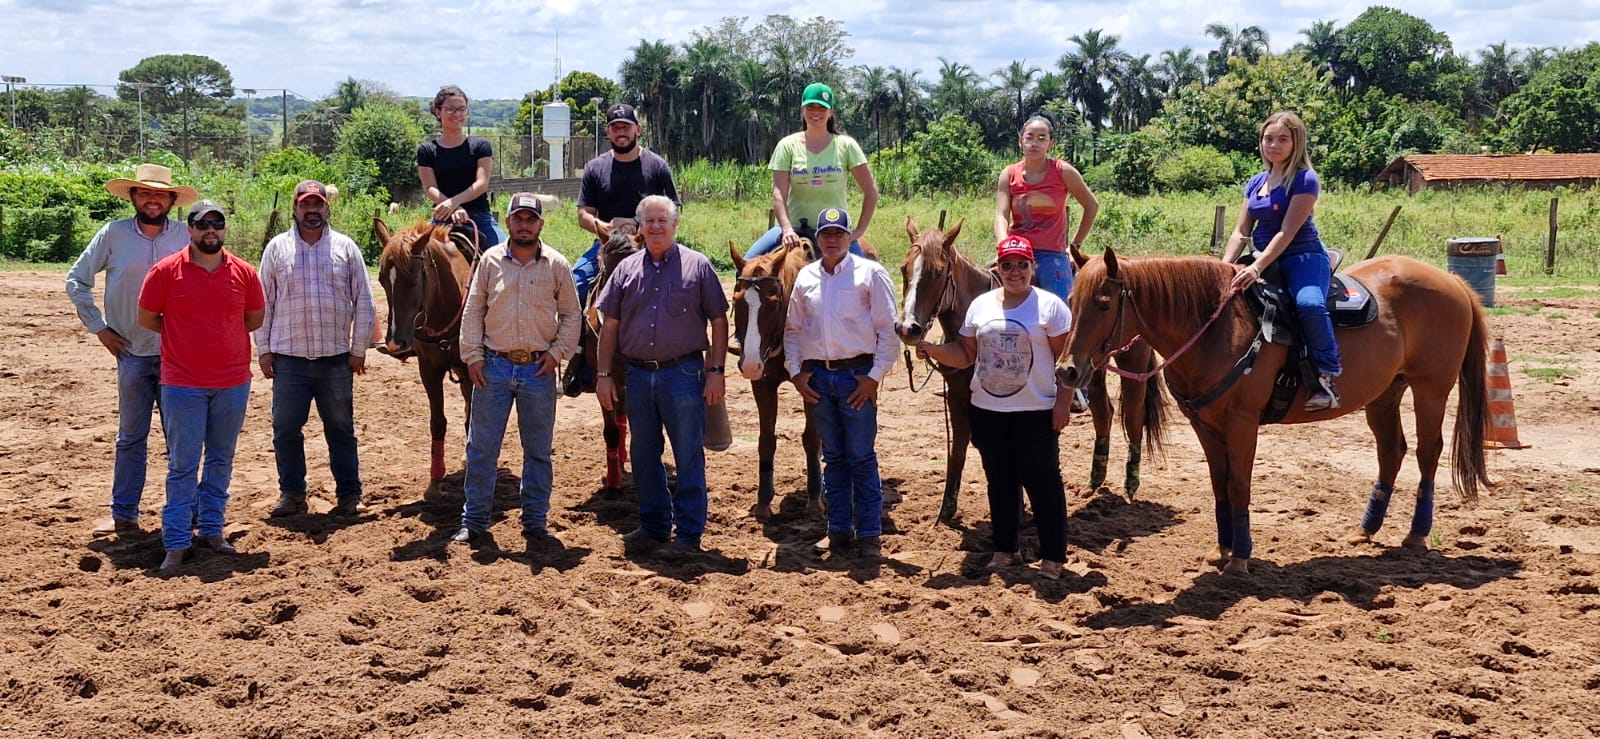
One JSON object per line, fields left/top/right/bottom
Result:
{"left": 417, "top": 85, "right": 501, "bottom": 248}
{"left": 1221, "top": 111, "right": 1342, "bottom": 411}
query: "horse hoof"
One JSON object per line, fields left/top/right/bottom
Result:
{"left": 1400, "top": 534, "right": 1430, "bottom": 550}
{"left": 1203, "top": 547, "right": 1231, "bottom": 567}
{"left": 1347, "top": 527, "right": 1375, "bottom": 545}
{"left": 1223, "top": 558, "right": 1251, "bottom": 575}
{"left": 749, "top": 503, "right": 773, "bottom": 522}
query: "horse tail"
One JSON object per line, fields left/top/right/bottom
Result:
{"left": 1451, "top": 294, "right": 1492, "bottom": 503}
{"left": 1140, "top": 371, "right": 1169, "bottom": 457}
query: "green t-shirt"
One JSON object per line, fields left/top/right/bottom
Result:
{"left": 768, "top": 132, "right": 868, "bottom": 232}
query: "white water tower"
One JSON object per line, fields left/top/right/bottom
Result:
{"left": 542, "top": 102, "right": 571, "bottom": 179}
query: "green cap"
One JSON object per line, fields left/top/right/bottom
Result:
{"left": 801, "top": 82, "right": 835, "bottom": 109}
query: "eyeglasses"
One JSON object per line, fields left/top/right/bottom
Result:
{"left": 441, "top": 105, "right": 468, "bottom": 114}
{"left": 998, "top": 260, "right": 1032, "bottom": 271}
{"left": 190, "top": 219, "right": 226, "bottom": 231}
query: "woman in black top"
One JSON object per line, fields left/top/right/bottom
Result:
{"left": 417, "top": 85, "right": 500, "bottom": 247}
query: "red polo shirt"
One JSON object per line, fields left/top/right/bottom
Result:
{"left": 139, "top": 247, "right": 265, "bottom": 389}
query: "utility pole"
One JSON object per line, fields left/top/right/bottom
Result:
{"left": 127, "top": 82, "right": 154, "bottom": 156}
{"left": 2, "top": 76, "right": 25, "bottom": 129}
{"left": 241, "top": 88, "right": 255, "bottom": 168}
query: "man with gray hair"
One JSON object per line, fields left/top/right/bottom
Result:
{"left": 595, "top": 195, "right": 728, "bottom": 555}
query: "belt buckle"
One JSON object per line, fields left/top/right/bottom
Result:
{"left": 507, "top": 349, "right": 533, "bottom": 364}
{"left": 642, "top": 358, "right": 663, "bottom": 370}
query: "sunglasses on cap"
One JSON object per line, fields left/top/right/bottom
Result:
{"left": 190, "top": 218, "right": 227, "bottom": 231}
{"left": 998, "top": 260, "right": 1032, "bottom": 271}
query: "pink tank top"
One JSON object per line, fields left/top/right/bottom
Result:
{"left": 1005, "top": 159, "right": 1070, "bottom": 253}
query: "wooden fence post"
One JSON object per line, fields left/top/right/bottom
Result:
{"left": 767, "top": 208, "right": 775, "bottom": 230}
{"left": 1545, "top": 198, "right": 1558, "bottom": 275}
{"left": 1364, "top": 205, "right": 1402, "bottom": 261}
{"left": 938, "top": 209, "right": 947, "bottom": 230}
{"left": 1209, "top": 205, "right": 1226, "bottom": 254}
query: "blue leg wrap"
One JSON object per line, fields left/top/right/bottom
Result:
{"left": 1214, "top": 499, "right": 1232, "bottom": 550}
{"left": 1359, "top": 480, "right": 1394, "bottom": 534}
{"left": 1408, "top": 480, "right": 1436, "bottom": 539}
{"left": 1230, "top": 507, "right": 1253, "bottom": 561}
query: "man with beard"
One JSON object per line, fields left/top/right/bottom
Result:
{"left": 452, "top": 192, "right": 580, "bottom": 549}
{"left": 255, "top": 180, "right": 376, "bottom": 519}
{"left": 564, "top": 103, "right": 680, "bottom": 396}
{"left": 66, "top": 163, "right": 199, "bottom": 537}
{"left": 137, "top": 201, "right": 265, "bottom": 571}
{"left": 596, "top": 195, "right": 728, "bottom": 556}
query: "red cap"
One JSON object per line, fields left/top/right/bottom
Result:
{"left": 996, "top": 235, "right": 1034, "bottom": 261}
{"left": 294, "top": 180, "right": 329, "bottom": 203}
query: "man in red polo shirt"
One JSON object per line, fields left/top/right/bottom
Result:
{"left": 137, "top": 200, "right": 265, "bottom": 572}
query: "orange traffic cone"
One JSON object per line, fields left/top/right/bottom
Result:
{"left": 1484, "top": 336, "right": 1527, "bottom": 449}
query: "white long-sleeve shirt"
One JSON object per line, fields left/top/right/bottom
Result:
{"left": 783, "top": 253, "right": 900, "bottom": 382}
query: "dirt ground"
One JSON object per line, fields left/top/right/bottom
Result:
{"left": 1, "top": 269, "right": 1597, "bottom": 738}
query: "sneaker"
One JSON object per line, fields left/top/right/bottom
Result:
{"left": 269, "top": 494, "right": 308, "bottom": 518}
{"left": 728, "top": 336, "right": 743, "bottom": 358}
{"left": 1305, "top": 374, "right": 1341, "bottom": 412}
{"left": 450, "top": 527, "right": 484, "bottom": 545}
{"left": 1070, "top": 388, "right": 1090, "bottom": 414}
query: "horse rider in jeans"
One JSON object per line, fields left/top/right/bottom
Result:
{"left": 452, "top": 193, "right": 581, "bottom": 549}
{"left": 66, "top": 163, "right": 197, "bottom": 537}
{"left": 257, "top": 180, "right": 377, "bottom": 518}
{"left": 595, "top": 195, "right": 728, "bottom": 556}
{"left": 783, "top": 207, "right": 900, "bottom": 561}
{"left": 566, "top": 103, "right": 681, "bottom": 396}
{"left": 136, "top": 200, "right": 265, "bottom": 571}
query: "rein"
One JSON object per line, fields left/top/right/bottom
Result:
{"left": 1101, "top": 277, "right": 1244, "bottom": 383}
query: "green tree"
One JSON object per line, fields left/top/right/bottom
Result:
{"left": 910, "top": 113, "right": 990, "bottom": 194}
{"left": 1498, "top": 43, "right": 1600, "bottom": 152}
{"left": 1335, "top": 7, "right": 1468, "bottom": 107}
{"left": 1157, "top": 48, "right": 1204, "bottom": 96}
{"left": 1058, "top": 29, "right": 1129, "bottom": 137}
{"left": 117, "top": 54, "right": 236, "bottom": 161}
{"left": 1205, "top": 24, "right": 1271, "bottom": 82}
{"left": 334, "top": 102, "right": 422, "bottom": 200}
{"left": 992, "top": 60, "right": 1041, "bottom": 134}
{"left": 1161, "top": 53, "right": 1333, "bottom": 156}
{"left": 619, "top": 39, "right": 680, "bottom": 150}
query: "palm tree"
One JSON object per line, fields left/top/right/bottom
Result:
{"left": 931, "top": 57, "right": 981, "bottom": 118}
{"left": 764, "top": 44, "right": 807, "bottom": 133}
{"left": 1205, "top": 23, "right": 1270, "bottom": 81}
{"left": 619, "top": 39, "right": 678, "bottom": 150}
{"left": 886, "top": 66, "right": 927, "bottom": 148}
{"left": 1157, "top": 47, "right": 1204, "bottom": 96}
{"left": 1109, "top": 54, "right": 1161, "bottom": 132}
{"left": 1058, "top": 29, "right": 1128, "bottom": 137}
{"left": 735, "top": 58, "right": 777, "bottom": 163}
{"left": 851, "top": 65, "right": 893, "bottom": 150}
{"left": 992, "top": 60, "right": 1041, "bottom": 134}
{"left": 680, "top": 38, "right": 736, "bottom": 158}
{"left": 1295, "top": 20, "right": 1342, "bottom": 82}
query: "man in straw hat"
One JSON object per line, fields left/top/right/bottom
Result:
{"left": 65, "top": 163, "right": 199, "bottom": 538}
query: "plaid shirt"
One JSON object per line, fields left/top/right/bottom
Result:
{"left": 254, "top": 227, "right": 376, "bottom": 359}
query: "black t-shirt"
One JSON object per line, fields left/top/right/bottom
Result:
{"left": 417, "top": 136, "right": 494, "bottom": 213}
{"left": 577, "top": 149, "right": 680, "bottom": 222}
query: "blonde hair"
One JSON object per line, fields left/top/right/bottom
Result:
{"left": 1260, "top": 111, "right": 1313, "bottom": 181}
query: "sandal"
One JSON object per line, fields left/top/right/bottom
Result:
{"left": 986, "top": 552, "right": 1018, "bottom": 569}
{"left": 1037, "top": 560, "right": 1064, "bottom": 580}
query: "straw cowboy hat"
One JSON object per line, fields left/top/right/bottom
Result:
{"left": 104, "top": 163, "right": 200, "bottom": 207}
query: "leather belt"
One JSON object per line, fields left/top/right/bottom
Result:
{"left": 802, "top": 354, "right": 874, "bottom": 371}
{"left": 487, "top": 348, "right": 545, "bottom": 365}
{"left": 626, "top": 351, "right": 700, "bottom": 371}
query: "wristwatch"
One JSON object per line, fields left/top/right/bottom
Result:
{"left": 706, "top": 365, "right": 725, "bottom": 374}
{"left": 596, "top": 371, "right": 611, "bottom": 378}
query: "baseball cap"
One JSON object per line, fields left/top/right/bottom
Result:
{"left": 816, "top": 207, "right": 851, "bottom": 233}
{"left": 605, "top": 104, "right": 639, "bottom": 125}
{"left": 187, "top": 200, "right": 227, "bottom": 223}
{"left": 996, "top": 235, "right": 1034, "bottom": 261}
{"left": 294, "top": 180, "right": 329, "bottom": 203}
{"left": 506, "top": 192, "right": 543, "bottom": 218}
{"left": 801, "top": 82, "right": 835, "bottom": 109}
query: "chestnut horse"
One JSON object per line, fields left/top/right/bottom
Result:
{"left": 579, "top": 219, "right": 639, "bottom": 491}
{"left": 729, "top": 241, "right": 823, "bottom": 520}
{"left": 1056, "top": 248, "right": 1491, "bottom": 575}
{"left": 374, "top": 220, "right": 475, "bottom": 481}
{"left": 895, "top": 217, "right": 1162, "bottom": 523}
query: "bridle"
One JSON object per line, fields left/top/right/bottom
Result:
{"left": 408, "top": 235, "right": 468, "bottom": 347}
{"left": 734, "top": 273, "right": 786, "bottom": 362}
{"left": 1091, "top": 272, "right": 1243, "bottom": 383}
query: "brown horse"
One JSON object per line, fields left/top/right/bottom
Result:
{"left": 580, "top": 219, "right": 639, "bottom": 491}
{"left": 1056, "top": 248, "right": 1491, "bottom": 575}
{"left": 729, "top": 241, "right": 823, "bottom": 520}
{"left": 374, "top": 220, "right": 476, "bottom": 481}
{"left": 895, "top": 217, "right": 1162, "bottom": 523}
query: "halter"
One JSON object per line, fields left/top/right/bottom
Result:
{"left": 409, "top": 234, "right": 469, "bottom": 347}
{"left": 1095, "top": 272, "right": 1243, "bottom": 383}
{"left": 734, "top": 273, "right": 787, "bottom": 362}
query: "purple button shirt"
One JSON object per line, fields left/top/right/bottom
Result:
{"left": 596, "top": 243, "right": 728, "bottom": 362}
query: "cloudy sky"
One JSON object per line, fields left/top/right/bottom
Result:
{"left": 3, "top": 0, "right": 1598, "bottom": 101}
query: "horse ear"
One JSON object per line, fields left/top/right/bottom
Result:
{"left": 1104, "top": 245, "right": 1120, "bottom": 278}
{"left": 373, "top": 217, "right": 391, "bottom": 246}
{"left": 1069, "top": 240, "right": 1088, "bottom": 268}
{"left": 944, "top": 218, "right": 965, "bottom": 249}
{"left": 729, "top": 241, "right": 745, "bottom": 274}
{"left": 906, "top": 216, "right": 920, "bottom": 241}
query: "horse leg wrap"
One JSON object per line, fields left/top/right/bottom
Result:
{"left": 1124, "top": 448, "right": 1143, "bottom": 497}
{"left": 429, "top": 440, "right": 446, "bottom": 481}
{"left": 616, "top": 415, "right": 629, "bottom": 465}
{"left": 1359, "top": 480, "right": 1394, "bottom": 534}
{"left": 1090, "top": 437, "right": 1110, "bottom": 489}
{"left": 757, "top": 458, "right": 776, "bottom": 507}
{"left": 1408, "top": 480, "right": 1436, "bottom": 539}
{"left": 604, "top": 448, "right": 623, "bottom": 490}
{"left": 1214, "top": 499, "right": 1233, "bottom": 551}
{"left": 1229, "top": 507, "right": 1253, "bottom": 561}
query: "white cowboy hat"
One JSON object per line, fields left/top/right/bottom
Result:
{"left": 104, "top": 163, "right": 200, "bottom": 208}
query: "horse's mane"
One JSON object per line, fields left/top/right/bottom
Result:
{"left": 1113, "top": 256, "right": 1236, "bottom": 322}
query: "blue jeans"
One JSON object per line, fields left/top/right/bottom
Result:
{"left": 807, "top": 366, "right": 884, "bottom": 538}
{"left": 1034, "top": 250, "right": 1076, "bottom": 302}
{"left": 112, "top": 353, "right": 162, "bottom": 522}
{"left": 465, "top": 209, "right": 503, "bottom": 250}
{"left": 270, "top": 354, "right": 360, "bottom": 503}
{"left": 462, "top": 355, "right": 557, "bottom": 533}
{"left": 625, "top": 357, "right": 708, "bottom": 545}
{"left": 573, "top": 240, "right": 601, "bottom": 310}
{"left": 744, "top": 225, "right": 865, "bottom": 261}
{"left": 159, "top": 382, "right": 250, "bottom": 552}
{"left": 1279, "top": 249, "right": 1342, "bottom": 376}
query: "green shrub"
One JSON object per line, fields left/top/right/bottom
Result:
{"left": 1081, "top": 162, "right": 1118, "bottom": 193}
{"left": 911, "top": 114, "right": 990, "bottom": 195}
{"left": 334, "top": 103, "right": 423, "bottom": 203}
{"left": 1154, "top": 146, "right": 1237, "bottom": 193}
{"left": 2, "top": 205, "right": 78, "bottom": 261}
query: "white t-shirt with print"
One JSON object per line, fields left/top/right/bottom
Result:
{"left": 960, "top": 287, "right": 1073, "bottom": 412}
